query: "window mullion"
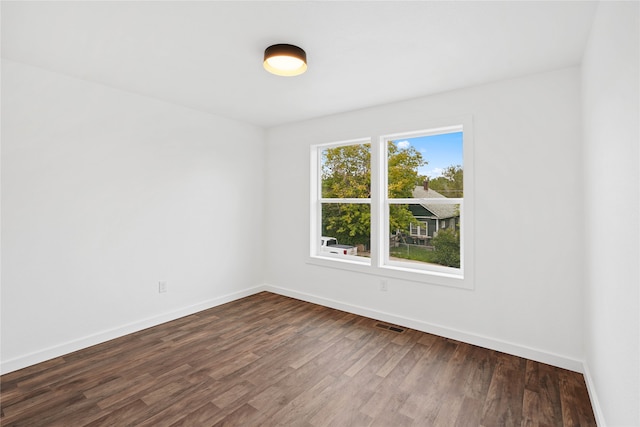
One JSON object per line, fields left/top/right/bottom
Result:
{"left": 370, "top": 135, "right": 384, "bottom": 268}
{"left": 319, "top": 198, "right": 371, "bottom": 204}
{"left": 388, "top": 198, "right": 463, "bottom": 204}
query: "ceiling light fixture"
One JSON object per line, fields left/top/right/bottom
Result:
{"left": 263, "top": 44, "right": 307, "bottom": 76}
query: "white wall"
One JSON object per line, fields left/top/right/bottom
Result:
{"left": 265, "top": 67, "right": 585, "bottom": 370}
{"left": 0, "top": 8, "right": 636, "bottom": 422}
{"left": 1, "top": 60, "right": 265, "bottom": 372}
{"left": 582, "top": 2, "right": 640, "bottom": 426}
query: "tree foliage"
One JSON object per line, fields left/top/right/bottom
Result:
{"left": 321, "top": 142, "right": 425, "bottom": 247}
{"left": 432, "top": 228, "right": 460, "bottom": 268}
{"left": 321, "top": 144, "right": 370, "bottom": 247}
{"left": 388, "top": 142, "right": 424, "bottom": 198}
{"left": 322, "top": 144, "right": 370, "bottom": 198}
{"left": 426, "top": 165, "right": 463, "bottom": 198}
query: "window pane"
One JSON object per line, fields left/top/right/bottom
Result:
{"left": 388, "top": 132, "right": 463, "bottom": 198}
{"left": 389, "top": 203, "right": 461, "bottom": 268}
{"left": 321, "top": 203, "right": 370, "bottom": 258}
{"left": 321, "top": 143, "right": 371, "bottom": 198}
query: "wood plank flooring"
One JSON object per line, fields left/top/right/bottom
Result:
{"left": 1, "top": 292, "right": 596, "bottom": 426}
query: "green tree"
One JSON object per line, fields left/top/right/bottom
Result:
{"left": 387, "top": 141, "right": 425, "bottom": 234}
{"left": 321, "top": 144, "right": 371, "bottom": 247}
{"left": 321, "top": 142, "right": 425, "bottom": 247}
{"left": 322, "top": 144, "right": 370, "bottom": 198}
{"left": 388, "top": 142, "right": 424, "bottom": 197}
{"left": 432, "top": 228, "right": 460, "bottom": 268}
{"left": 428, "top": 165, "right": 463, "bottom": 198}
{"left": 322, "top": 203, "right": 371, "bottom": 247}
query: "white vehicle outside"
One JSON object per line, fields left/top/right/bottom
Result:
{"left": 320, "top": 237, "right": 357, "bottom": 256}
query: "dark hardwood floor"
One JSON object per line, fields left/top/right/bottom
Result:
{"left": 1, "top": 292, "right": 596, "bottom": 426}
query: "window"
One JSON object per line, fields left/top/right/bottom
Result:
{"left": 383, "top": 128, "right": 463, "bottom": 275}
{"left": 310, "top": 119, "right": 473, "bottom": 289}
{"left": 311, "top": 140, "right": 371, "bottom": 263}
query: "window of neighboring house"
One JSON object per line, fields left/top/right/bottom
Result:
{"left": 310, "top": 119, "right": 473, "bottom": 288}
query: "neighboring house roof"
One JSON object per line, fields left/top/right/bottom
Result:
{"left": 411, "top": 186, "right": 459, "bottom": 219}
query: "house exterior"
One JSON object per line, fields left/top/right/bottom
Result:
{"left": 406, "top": 181, "right": 460, "bottom": 246}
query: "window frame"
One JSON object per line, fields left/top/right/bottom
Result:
{"left": 309, "top": 117, "right": 474, "bottom": 290}
{"left": 310, "top": 138, "right": 372, "bottom": 265}
{"left": 380, "top": 126, "right": 464, "bottom": 277}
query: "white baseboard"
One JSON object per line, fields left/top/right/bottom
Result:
{"left": 582, "top": 362, "right": 607, "bottom": 427}
{"left": 1, "top": 285, "right": 267, "bottom": 375}
{"left": 2, "top": 283, "right": 586, "bottom": 378}
{"left": 264, "top": 283, "right": 585, "bottom": 373}
{"left": 2, "top": 283, "right": 607, "bottom": 424}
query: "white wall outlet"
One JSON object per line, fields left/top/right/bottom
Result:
{"left": 158, "top": 281, "right": 167, "bottom": 293}
{"left": 380, "top": 280, "right": 388, "bottom": 292}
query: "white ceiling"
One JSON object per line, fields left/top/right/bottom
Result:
{"left": 1, "top": 1, "right": 598, "bottom": 128}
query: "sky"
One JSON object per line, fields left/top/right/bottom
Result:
{"left": 396, "top": 131, "right": 463, "bottom": 178}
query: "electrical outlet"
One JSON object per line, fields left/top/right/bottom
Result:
{"left": 380, "top": 280, "right": 388, "bottom": 292}
{"left": 158, "top": 281, "right": 167, "bottom": 293}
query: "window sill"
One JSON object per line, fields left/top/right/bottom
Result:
{"left": 307, "top": 255, "right": 473, "bottom": 290}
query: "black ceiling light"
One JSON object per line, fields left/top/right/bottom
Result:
{"left": 263, "top": 44, "right": 307, "bottom": 76}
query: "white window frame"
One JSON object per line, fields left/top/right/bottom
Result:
{"left": 381, "top": 125, "right": 464, "bottom": 277}
{"left": 310, "top": 138, "right": 372, "bottom": 265}
{"left": 309, "top": 117, "right": 474, "bottom": 290}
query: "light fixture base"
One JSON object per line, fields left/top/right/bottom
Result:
{"left": 263, "top": 44, "right": 307, "bottom": 76}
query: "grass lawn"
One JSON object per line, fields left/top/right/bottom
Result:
{"left": 389, "top": 245, "right": 438, "bottom": 263}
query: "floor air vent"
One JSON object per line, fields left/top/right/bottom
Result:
{"left": 375, "top": 323, "right": 405, "bottom": 333}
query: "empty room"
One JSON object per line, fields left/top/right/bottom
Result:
{"left": 1, "top": 1, "right": 638, "bottom": 426}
